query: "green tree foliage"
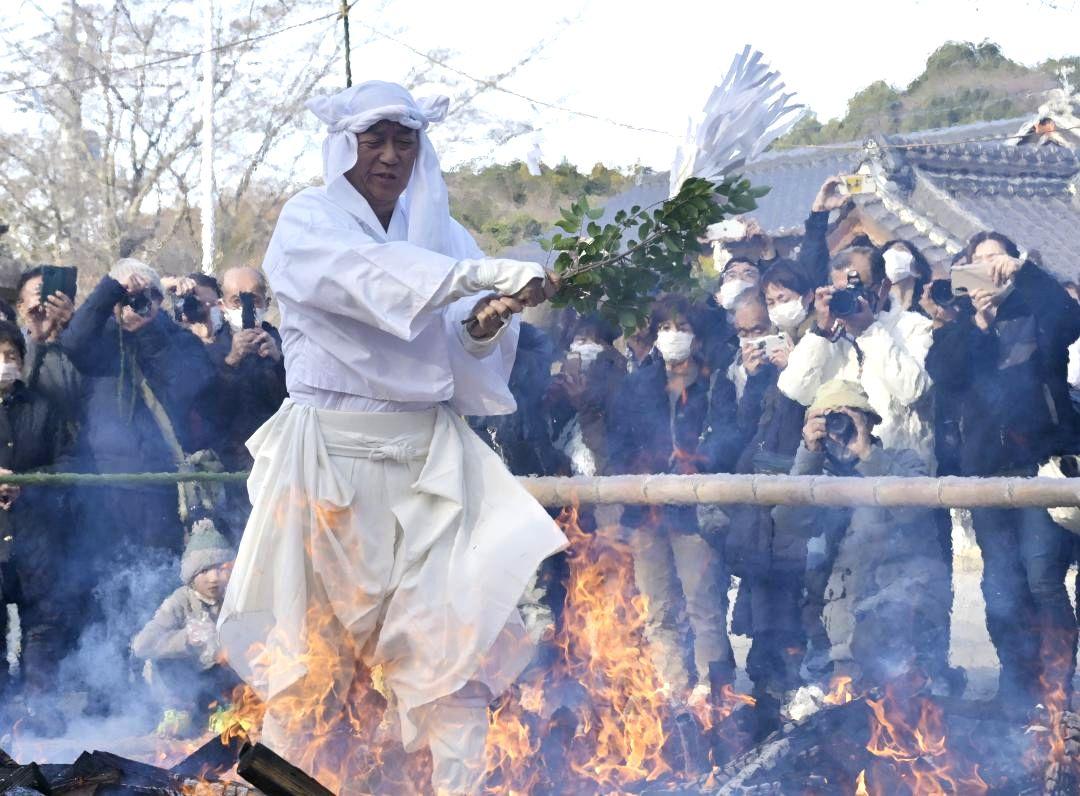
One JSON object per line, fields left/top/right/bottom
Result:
{"left": 445, "top": 161, "right": 638, "bottom": 253}
{"left": 543, "top": 177, "right": 769, "bottom": 334}
{"left": 776, "top": 40, "right": 1071, "bottom": 148}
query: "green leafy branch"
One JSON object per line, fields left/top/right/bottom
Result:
{"left": 541, "top": 176, "right": 769, "bottom": 334}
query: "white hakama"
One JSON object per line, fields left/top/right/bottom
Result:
{"left": 217, "top": 80, "right": 567, "bottom": 794}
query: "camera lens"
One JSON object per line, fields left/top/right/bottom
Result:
{"left": 929, "top": 280, "right": 954, "bottom": 306}
{"left": 825, "top": 411, "right": 856, "bottom": 443}
{"left": 829, "top": 289, "right": 857, "bottom": 317}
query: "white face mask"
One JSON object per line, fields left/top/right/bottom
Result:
{"left": 568, "top": 340, "right": 605, "bottom": 367}
{"left": 223, "top": 306, "right": 266, "bottom": 332}
{"left": 655, "top": 329, "right": 695, "bottom": 364}
{"left": 884, "top": 248, "right": 916, "bottom": 283}
{"left": 768, "top": 299, "right": 808, "bottom": 330}
{"left": 717, "top": 278, "right": 755, "bottom": 310}
{"left": 0, "top": 362, "right": 21, "bottom": 388}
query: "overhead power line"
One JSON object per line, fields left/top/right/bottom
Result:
{"left": 0, "top": 2, "right": 359, "bottom": 97}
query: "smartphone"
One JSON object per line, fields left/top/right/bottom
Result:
{"left": 950, "top": 263, "right": 999, "bottom": 296}
{"left": 240, "top": 292, "right": 257, "bottom": 329}
{"left": 40, "top": 265, "right": 78, "bottom": 305}
{"left": 761, "top": 333, "right": 789, "bottom": 357}
{"left": 838, "top": 174, "right": 874, "bottom": 195}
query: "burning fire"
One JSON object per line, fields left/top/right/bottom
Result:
{"left": 823, "top": 675, "right": 855, "bottom": 706}
{"left": 861, "top": 688, "right": 988, "bottom": 795}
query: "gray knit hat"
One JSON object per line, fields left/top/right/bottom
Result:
{"left": 181, "top": 518, "right": 234, "bottom": 584}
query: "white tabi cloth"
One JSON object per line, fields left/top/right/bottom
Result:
{"left": 218, "top": 398, "right": 567, "bottom": 749}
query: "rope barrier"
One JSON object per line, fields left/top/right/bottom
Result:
{"left": 4, "top": 470, "right": 1080, "bottom": 509}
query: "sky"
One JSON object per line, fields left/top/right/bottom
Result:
{"left": 348, "top": 0, "right": 1080, "bottom": 170}
{"left": 4, "top": 0, "right": 1080, "bottom": 178}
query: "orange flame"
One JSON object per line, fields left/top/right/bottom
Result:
{"left": 854, "top": 768, "right": 869, "bottom": 795}
{"left": 823, "top": 675, "right": 856, "bottom": 706}
{"left": 863, "top": 687, "right": 988, "bottom": 795}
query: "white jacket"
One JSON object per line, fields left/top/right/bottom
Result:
{"left": 777, "top": 302, "right": 936, "bottom": 468}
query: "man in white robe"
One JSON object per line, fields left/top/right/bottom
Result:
{"left": 217, "top": 81, "right": 568, "bottom": 794}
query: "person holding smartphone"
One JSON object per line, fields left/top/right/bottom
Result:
{"left": 925, "top": 231, "right": 1080, "bottom": 719}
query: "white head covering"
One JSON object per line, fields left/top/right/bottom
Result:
{"left": 305, "top": 81, "right": 453, "bottom": 255}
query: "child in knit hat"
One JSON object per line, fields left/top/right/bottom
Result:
{"left": 132, "top": 516, "right": 238, "bottom": 736}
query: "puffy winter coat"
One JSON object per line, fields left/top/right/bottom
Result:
{"left": 777, "top": 301, "right": 935, "bottom": 468}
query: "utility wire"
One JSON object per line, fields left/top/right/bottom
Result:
{"left": 0, "top": 2, "right": 359, "bottom": 97}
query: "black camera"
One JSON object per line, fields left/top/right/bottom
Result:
{"left": 124, "top": 291, "right": 155, "bottom": 318}
{"left": 829, "top": 270, "right": 866, "bottom": 317}
{"left": 824, "top": 411, "right": 856, "bottom": 444}
{"left": 176, "top": 293, "right": 205, "bottom": 323}
{"left": 928, "top": 279, "right": 954, "bottom": 306}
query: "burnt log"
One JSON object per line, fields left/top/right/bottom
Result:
{"left": 0, "top": 746, "right": 17, "bottom": 767}
{"left": 0, "top": 762, "right": 52, "bottom": 794}
{"left": 236, "top": 743, "right": 335, "bottom": 796}
{"left": 171, "top": 733, "right": 246, "bottom": 780}
{"left": 44, "top": 751, "right": 122, "bottom": 792}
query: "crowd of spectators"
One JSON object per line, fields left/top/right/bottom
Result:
{"left": 1, "top": 174, "right": 1080, "bottom": 742}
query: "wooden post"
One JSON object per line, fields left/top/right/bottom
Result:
{"left": 340, "top": 0, "right": 352, "bottom": 88}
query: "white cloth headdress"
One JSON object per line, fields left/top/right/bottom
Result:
{"left": 305, "top": 81, "right": 453, "bottom": 255}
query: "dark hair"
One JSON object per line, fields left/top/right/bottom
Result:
{"left": 188, "top": 272, "right": 222, "bottom": 298}
{"left": 0, "top": 299, "right": 17, "bottom": 326}
{"left": 849, "top": 234, "right": 875, "bottom": 249}
{"left": 830, "top": 246, "right": 886, "bottom": 286}
{"left": 722, "top": 256, "right": 760, "bottom": 276}
{"left": 0, "top": 319, "right": 26, "bottom": 360}
{"left": 648, "top": 293, "right": 703, "bottom": 338}
{"left": 761, "top": 259, "right": 811, "bottom": 296}
{"left": 16, "top": 265, "right": 46, "bottom": 298}
{"left": 881, "top": 240, "right": 932, "bottom": 282}
{"left": 963, "top": 231, "right": 1021, "bottom": 262}
{"left": 572, "top": 313, "right": 619, "bottom": 346}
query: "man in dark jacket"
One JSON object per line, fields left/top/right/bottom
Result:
{"left": 61, "top": 259, "right": 213, "bottom": 564}
{"left": 925, "top": 232, "right": 1080, "bottom": 717}
{"left": 722, "top": 297, "right": 807, "bottom": 736}
{"left": 15, "top": 267, "right": 81, "bottom": 452}
{"left": 205, "top": 267, "right": 288, "bottom": 473}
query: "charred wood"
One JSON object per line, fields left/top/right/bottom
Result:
{"left": 236, "top": 742, "right": 335, "bottom": 796}
{"left": 170, "top": 734, "right": 246, "bottom": 780}
{"left": 0, "top": 762, "right": 53, "bottom": 794}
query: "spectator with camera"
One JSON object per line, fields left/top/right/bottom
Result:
{"left": 163, "top": 273, "right": 224, "bottom": 344}
{"left": 14, "top": 267, "right": 80, "bottom": 450}
{"left": 772, "top": 379, "right": 950, "bottom": 697}
{"left": 61, "top": 259, "right": 213, "bottom": 564}
{"left": 204, "top": 266, "right": 287, "bottom": 475}
{"left": 777, "top": 246, "right": 935, "bottom": 466}
{"left": 545, "top": 313, "right": 626, "bottom": 478}
{"left": 722, "top": 295, "right": 808, "bottom": 737}
{"left": 924, "top": 231, "right": 1080, "bottom": 717}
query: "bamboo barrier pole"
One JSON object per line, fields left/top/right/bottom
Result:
{"left": 0, "top": 471, "right": 1078, "bottom": 508}
{"left": 520, "top": 474, "right": 1080, "bottom": 509}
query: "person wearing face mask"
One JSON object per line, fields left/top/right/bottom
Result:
{"left": 777, "top": 246, "right": 936, "bottom": 467}
{"left": 881, "top": 240, "right": 933, "bottom": 314}
{"left": 0, "top": 320, "right": 74, "bottom": 723}
{"left": 202, "top": 266, "right": 288, "bottom": 479}
{"left": 716, "top": 258, "right": 762, "bottom": 311}
{"left": 924, "top": 231, "right": 1080, "bottom": 719}
{"left": 162, "top": 273, "right": 225, "bottom": 344}
{"left": 771, "top": 380, "right": 950, "bottom": 698}
{"left": 721, "top": 297, "right": 807, "bottom": 737}
{"left": 608, "top": 295, "right": 742, "bottom": 712}
{"left": 761, "top": 261, "right": 815, "bottom": 345}
{"left": 545, "top": 314, "right": 625, "bottom": 479}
